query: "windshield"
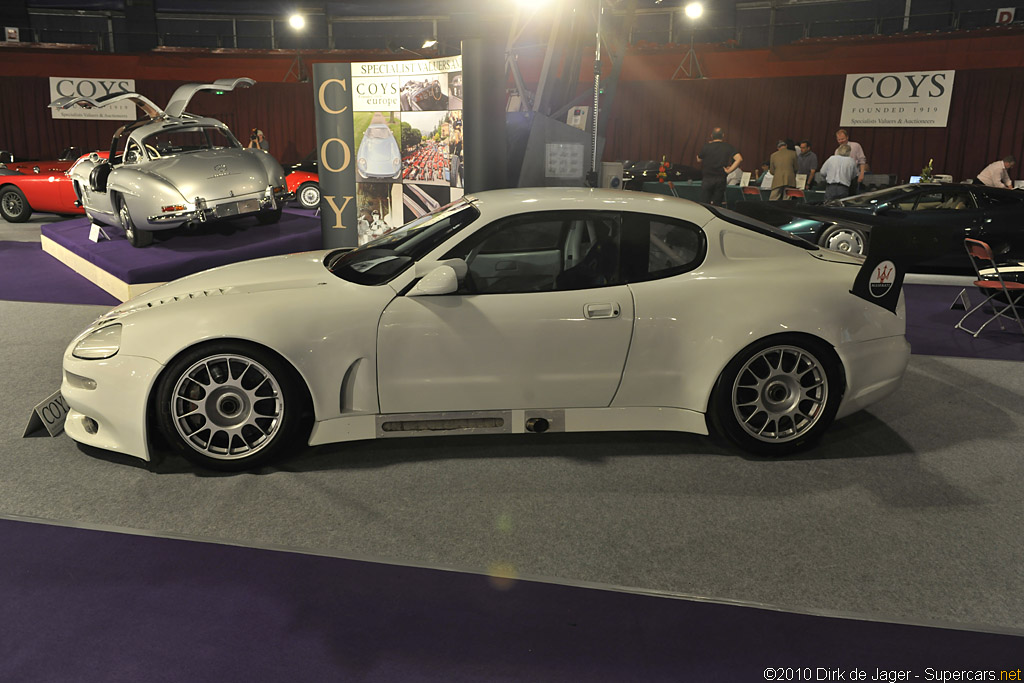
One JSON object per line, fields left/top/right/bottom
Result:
{"left": 839, "top": 186, "right": 916, "bottom": 207}
{"left": 141, "top": 126, "right": 241, "bottom": 158}
{"left": 325, "top": 199, "right": 480, "bottom": 285}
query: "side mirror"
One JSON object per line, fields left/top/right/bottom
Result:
{"left": 872, "top": 202, "right": 891, "bottom": 215}
{"left": 407, "top": 265, "right": 459, "bottom": 297}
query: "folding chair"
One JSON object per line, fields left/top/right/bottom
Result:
{"left": 954, "top": 238, "right": 1024, "bottom": 337}
{"left": 741, "top": 185, "right": 762, "bottom": 201}
{"left": 784, "top": 188, "right": 806, "bottom": 202}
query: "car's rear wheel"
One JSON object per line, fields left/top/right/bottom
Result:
{"left": 117, "top": 195, "right": 153, "bottom": 247}
{"left": 709, "top": 336, "right": 843, "bottom": 457}
{"left": 256, "top": 206, "right": 283, "bottom": 225}
{"left": 297, "top": 182, "right": 320, "bottom": 209}
{"left": 819, "top": 224, "right": 866, "bottom": 255}
{"left": 0, "top": 186, "right": 32, "bottom": 222}
{"left": 155, "top": 342, "right": 309, "bottom": 471}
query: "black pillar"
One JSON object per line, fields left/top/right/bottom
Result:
{"left": 462, "top": 23, "right": 508, "bottom": 193}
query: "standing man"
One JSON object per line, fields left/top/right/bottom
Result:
{"left": 834, "top": 129, "right": 866, "bottom": 193}
{"left": 697, "top": 127, "right": 742, "bottom": 207}
{"left": 819, "top": 145, "right": 859, "bottom": 201}
{"left": 797, "top": 139, "right": 818, "bottom": 188}
{"left": 769, "top": 140, "right": 798, "bottom": 201}
{"left": 977, "top": 156, "right": 1016, "bottom": 188}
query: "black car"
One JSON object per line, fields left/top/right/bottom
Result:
{"left": 734, "top": 183, "right": 1024, "bottom": 274}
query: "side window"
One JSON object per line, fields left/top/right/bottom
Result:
{"left": 441, "top": 211, "right": 622, "bottom": 294}
{"left": 647, "top": 219, "right": 703, "bottom": 276}
{"left": 912, "top": 190, "right": 972, "bottom": 211}
{"left": 616, "top": 213, "right": 705, "bottom": 283}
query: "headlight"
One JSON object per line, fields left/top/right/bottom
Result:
{"left": 73, "top": 324, "right": 122, "bottom": 360}
{"left": 358, "top": 158, "right": 367, "bottom": 171}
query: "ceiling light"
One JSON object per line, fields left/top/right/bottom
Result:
{"left": 422, "top": 38, "right": 438, "bottom": 48}
{"left": 684, "top": 2, "right": 703, "bottom": 19}
{"left": 288, "top": 13, "right": 305, "bottom": 30}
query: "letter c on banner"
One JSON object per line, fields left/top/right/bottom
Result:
{"left": 320, "top": 138, "right": 351, "bottom": 173}
{"left": 318, "top": 78, "right": 349, "bottom": 114}
{"left": 851, "top": 76, "right": 873, "bottom": 99}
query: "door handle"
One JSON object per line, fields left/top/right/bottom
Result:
{"left": 584, "top": 303, "right": 620, "bottom": 319}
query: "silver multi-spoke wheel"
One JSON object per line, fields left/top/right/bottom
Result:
{"left": 170, "top": 354, "right": 284, "bottom": 461}
{"left": 730, "top": 345, "right": 828, "bottom": 443}
{"left": 1, "top": 187, "right": 31, "bottom": 222}
{"left": 2, "top": 192, "right": 24, "bottom": 215}
{"left": 298, "top": 182, "right": 320, "bottom": 209}
{"left": 821, "top": 226, "right": 865, "bottom": 255}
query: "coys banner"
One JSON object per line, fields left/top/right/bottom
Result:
{"left": 840, "top": 70, "right": 955, "bottom": 128}
{"left": 49, "top": 77, "right": 136, "bottom": 120}
{"left": 313, "top": 56, "right": 464, "bottom": 248}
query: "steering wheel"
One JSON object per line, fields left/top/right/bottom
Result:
{"left": 145, "top": 144, "right": 161, "bottom": 159}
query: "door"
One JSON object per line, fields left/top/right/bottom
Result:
{"left": 376, "top": 210, "right": 635, "bottom": 414}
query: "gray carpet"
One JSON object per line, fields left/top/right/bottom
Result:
{"left": 3, "top": 299, "right": 1023, "bottom": 633}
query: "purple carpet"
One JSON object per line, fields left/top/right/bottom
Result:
{"left": 0, "top": 241, "right": 120, "bottom": 306}
{"left": 0, "top": 518, "right": 1018, "bottom": 681}
{"left": 904, "top": 284, "right": 1024, "bottom": 361}
{"left": 40, "top": 208, "right": 322, "bottom": 284}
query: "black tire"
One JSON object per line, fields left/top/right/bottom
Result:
{"left": 154, "top": 341, "right": 310, "bottom": 471}
{"left": 297, "top": 182, "right": 320, "bottom": 210}
{"left": 257, "top": 206, "right": 283, "bottom": 225}
{"left": 117, "top": 195, "right": 153, "bottom": 247}
{"left": 818, "top": 224, "right": 866, "bottom": 256}
{"left": 0, "top": 186, "right": 32, "bottom": 222}
{"left": 709, "top": 335, "right": 843, "bottom": 457}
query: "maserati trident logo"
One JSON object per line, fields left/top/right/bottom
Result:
{"left": 869, "top": 260, "right": 896, "bottom": 298}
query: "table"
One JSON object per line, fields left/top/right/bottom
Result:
{"left": 641, "top": 181, "right": 825, "bottom": 208}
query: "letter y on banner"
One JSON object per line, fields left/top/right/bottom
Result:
{"left": 313, "top": 63, "right": 358, "bottom": 248}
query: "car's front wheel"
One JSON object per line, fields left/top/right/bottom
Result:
{"left": 709, "top": 336, "right": 843, "bottom": 457}
{"left": 297, "top": 182, "right": 320, "bottom": 209}
{"left": 818, "top": 224, "right": 866, "bottom": 255}
{"left": 0, "top": 186, "right": 32, "bottom": 222}
{"left": 155, "top": 342, "right": 309, "bottom": 471}
{"left": 117, "top": 195, "right": 153, "bottom": 247}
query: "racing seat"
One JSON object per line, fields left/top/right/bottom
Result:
{"left": 89, "top": 163, "right": 111, "bottom": 193}
{"left": 741, "top": 186, "right": 762, "bottom": 200}
{"left": 555, "top": 229, "right": 619, "bottom": 290}
{"left": 955, "top": 238, "right": 1024, "bottom": 337}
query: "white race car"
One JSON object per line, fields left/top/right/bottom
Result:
{"left": 60, "top": 188, "right": 910, "bottom": 471}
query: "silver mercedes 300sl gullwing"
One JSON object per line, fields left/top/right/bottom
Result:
{"left": 49, "top": 77, "right": 291, "bottom": 247}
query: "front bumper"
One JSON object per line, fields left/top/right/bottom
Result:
{"left": 835, "top": 335, "right": 911, "bottom": 419}
{"left": 62, "top": 352, "right": 164, "bottom": 461}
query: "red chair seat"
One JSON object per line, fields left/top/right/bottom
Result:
{"left": 974, "top": 279, "right": 1024, "bottom": 290}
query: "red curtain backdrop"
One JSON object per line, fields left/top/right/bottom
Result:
{"left": 603, "top": 68, "right": 1024, "bottom": 184}
{"left": 0, "top": 77, "right": 316, "bottom": 166}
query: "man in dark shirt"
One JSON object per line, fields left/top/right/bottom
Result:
{"left": 697, "top": 127, "right": 742, "bottom": 206}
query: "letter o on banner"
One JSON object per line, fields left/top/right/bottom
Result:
{"left": 320, "top": 138, "right": 351, "bottom": 173}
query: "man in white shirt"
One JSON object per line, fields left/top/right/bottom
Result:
{"left": 820, "top": 145, "right": 859, "bottom": 201}
{"left": 976, "top": 156, "right": 1016, "bottom": 188}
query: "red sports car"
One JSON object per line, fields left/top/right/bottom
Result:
{"left": 285, "top": 169, "right": 320, "bottom": 210}
{"left": 0, "top": 152, "right": 100, "bottom": 222}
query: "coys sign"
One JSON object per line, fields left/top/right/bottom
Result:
{"left": 840, "top": 70, "right": 954, "bottom": 128}
{"left": 49, "top": 77, "right": 136, "bottom": 120}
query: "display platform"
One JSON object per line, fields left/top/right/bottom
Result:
{"left": 40, "top": 209, "right": 323, "bottom": 302}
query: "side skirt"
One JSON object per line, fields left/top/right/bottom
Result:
{"left": 307, "top": 406, "right": 708, "bottom": 447}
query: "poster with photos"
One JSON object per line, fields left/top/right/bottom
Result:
{"left": 351, "top": 56, "right": 463, "bottom": 245}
